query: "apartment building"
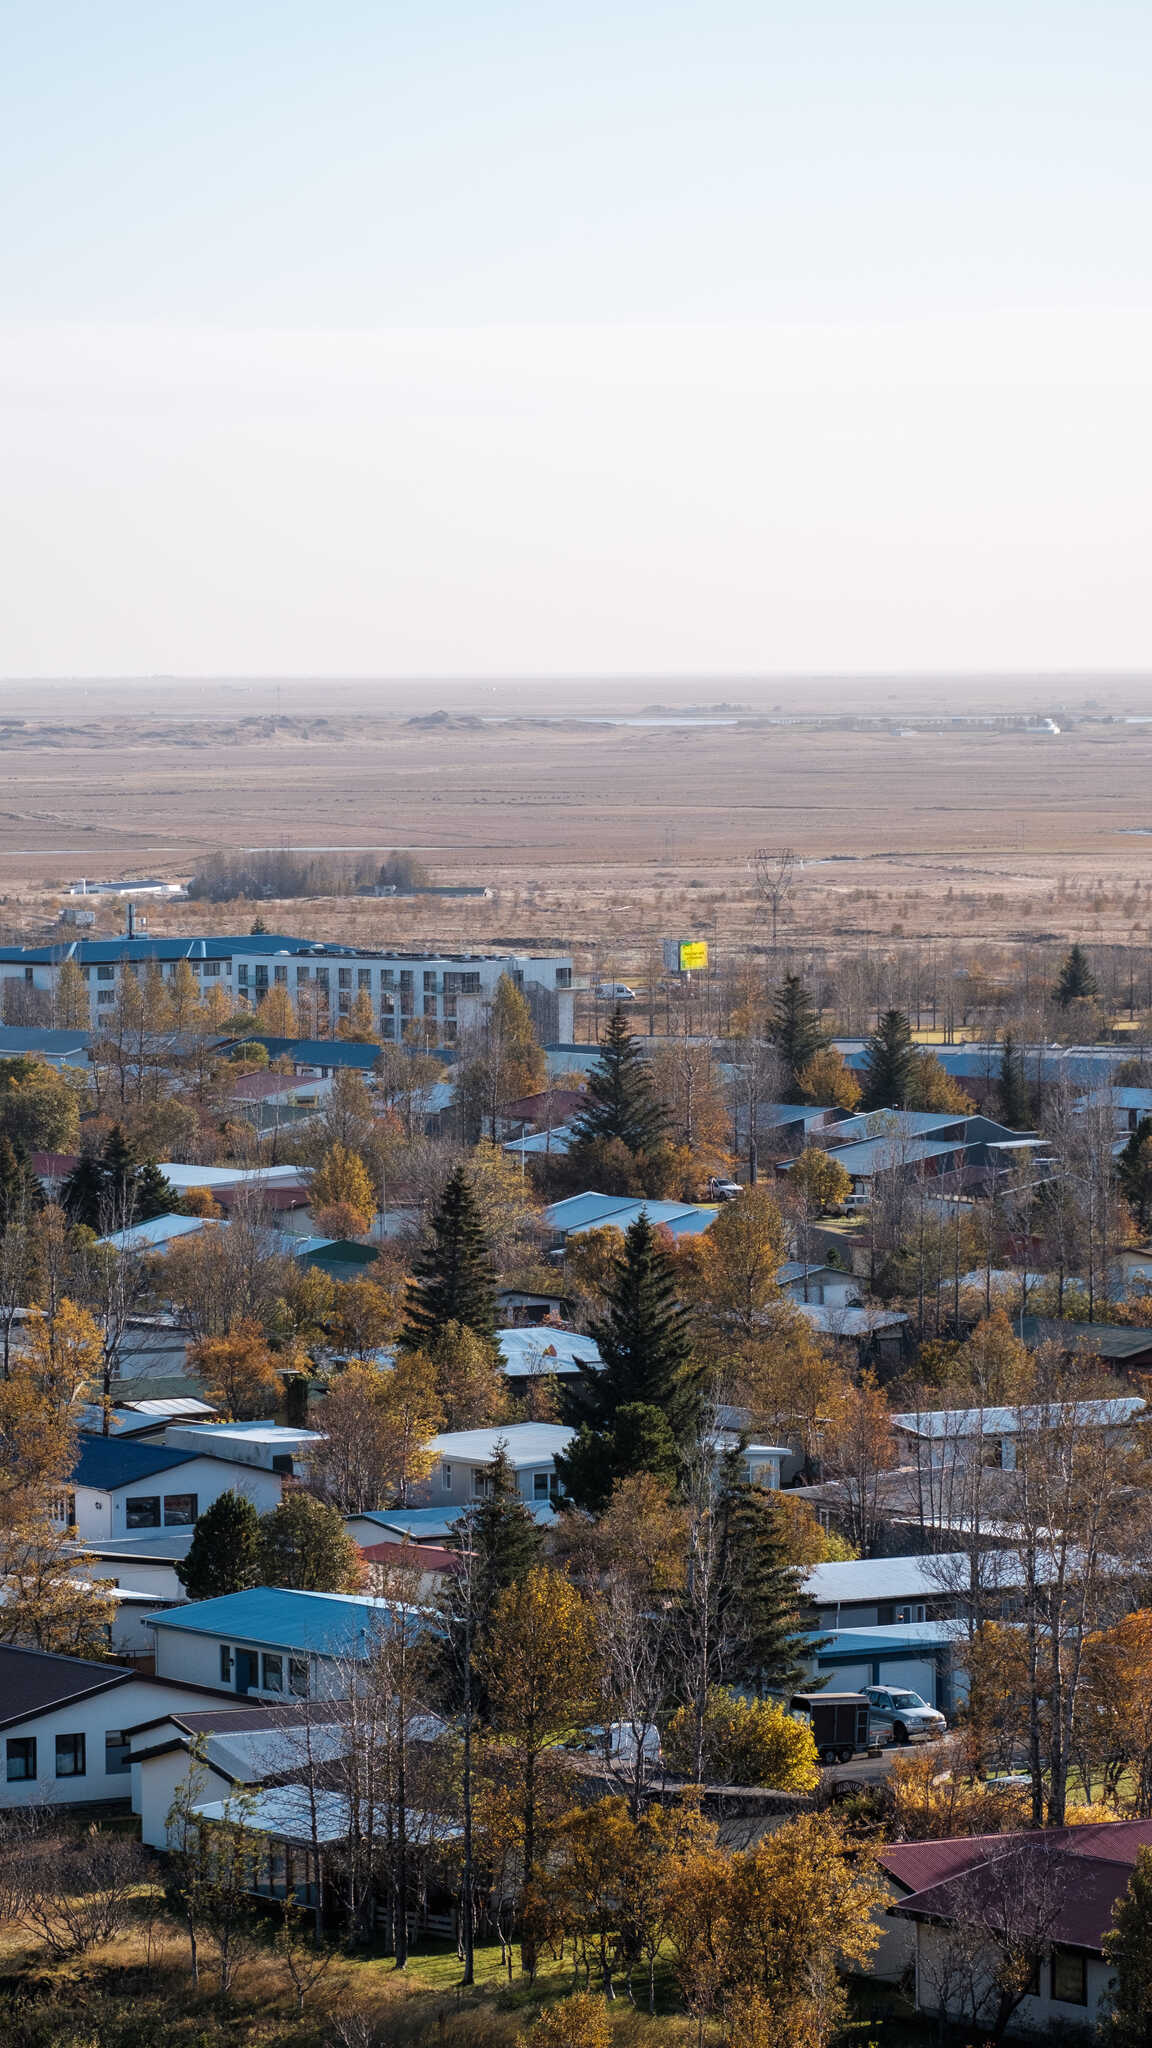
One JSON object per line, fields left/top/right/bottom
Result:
{"left": 0, "top": 935, "right": 575, "bottom": 1046}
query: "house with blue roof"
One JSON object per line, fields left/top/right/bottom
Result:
{"left": 543, "top": 1192, "right": 720, "bottom": 1244}
{"left": 66, "top": 1433, "right": 290, "bottom": 1544}
{"left": 147, "top": 1587, "right": 406, "bottom": 1700}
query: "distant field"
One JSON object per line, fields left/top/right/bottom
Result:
{"left": 1, "top": 678, "right": 1151, "bottom": 965}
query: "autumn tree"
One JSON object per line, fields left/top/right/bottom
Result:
{"left": 20, "top": 1297, "right": 103, "bottom": 1413}
{"left": 689, "top": 1185, "right": 788, "bottom": 1342}
{"left": 257, "top": 1491, "right": 363, "bottom": 1592}
{"left": 458, "top": 974, "right": 546, "bottom": 1139}
{"left": 399, "top": 1165, "right": 496, "bottom": 1351}
{"left": 1104, "top": 1845, "right": 1152, "bottom": 2048}
{"left": 477, "top": 1565, "right": 598, "bottom": 1963}
{"left": 52, "top": 958, "right": 90, "bottom": 1030}
{"left": 821, "top": 1372, "right": 898, "bottom": 1555}
{"left": 332, "top": 1276, "right": 398, "bottom": 1359}
{"left": 0, "top": 1055, "right": 82, "bottom": 1156}
{"left": 664, "top": 1688, "right": 818, "bottom": 1789}
{"left": 176, "top": 1491, "right": 263, "bottom": 1601}
{"left": 310, "top": 1144, "right": 375, "bottom": 1236}
{"left": 789, "top": 1146, "right": 852, "bottom": 1216}
{"left": 313, "top": 1355, "right": 442, "bottom": 1511}
{"left": 188, "top": 1319, "right": 284, "bottom": 1419}
{"left": 797, "top": 1044, "right": 862, "bottom": 1111}
{"left": 905, "top": 1050, "right": 976, "bottom": 1114}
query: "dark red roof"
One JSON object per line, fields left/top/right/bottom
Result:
{"left": 359, "top": 1541, "right": 460, "bottom": 1574}
{"left": 883, "top": 1820, "right": 1152, "bottom": 1953}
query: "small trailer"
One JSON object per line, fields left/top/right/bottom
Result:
{"left": 789, "top": 1690, "right": 873, "bottom": 1766}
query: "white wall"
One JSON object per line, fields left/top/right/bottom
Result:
{"left": 914, "top": 1919, "right": 1106, "bottom": 2035}
{"left": 71, "top": 1459, "right": 283, "bottom": 1542}
{"left": 134, "top": 1744, "right": 233, "bottom": 1851}
{"left": 82, "top": 1557, "right": 187, "bottom": 1602}
{"left": 0, "top": 1677, "right": 224, "bottom": 1811}
{"left": 151, "top": 1626, "right": 345, "bottom": 1702}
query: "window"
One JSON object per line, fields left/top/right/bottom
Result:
{"left": 338, "top": 968, "right": 352, "bottom": 989}
{"left": 220, "top": 1644, "right": 234, "bottom": 1682}
{"left": 296, "top": 965, "right": 311, "bottom": 983}
{"left": 423, "top": 971, "right": 438, "bottom": 989}
{"left": 6, "top": 1738, "right": 36, "bottom": 1782}
{"left": 262, "top": 1653, "right": 284, "bottom": 1693}
{"left": 126, "top": 1495, "right": 161, "bottom": 1529}
{"left": 876, "top": 1604, "right": 895, "bottom": 1626}
{"left": 105, "top": 1730, "right": 131, "bottom": 1775}
{"left": 163, "top": 1493, "right": 197, "bottom": 1526}
{"left": 274, "top": 965, "right": 287, "bottom": 984}
{"left": 289, "top": 1656, "right": 309, "bottom": 1698}
{"left": 314, "top": 968, "right": 329, "bottom": 989}
{"left": 442, "top": 1464, "right": 453, "bottom": 1492}
{"left": 56, "top": 1733, "right": 86, "bottom": 1778}
{"left": 97, "top": 965, "right": 115, "bottom": 981}
{"left": 202, "top": 959, "right": 220, "bottom": 976}
{"left": 533, "top": 1472, "right": 550, "bottom": 1500}
{"left": 272, "top": 1453, "right": 294, "bottom": 1475}
{"left": 357, "top": 969, "right": 371, "bottom": 990}
{"left": 1051, "top": 1949, "right": 1087, "bottom": 2005}
{"left": 555, "top": 967, "right": 572, "bottom": 988}
{"left": 97, "top": 989, "right": 115, "bottom": 1005}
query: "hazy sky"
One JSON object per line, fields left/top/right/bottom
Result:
{"left": 2, "top": 0, "right": 1149, "bottom": 677}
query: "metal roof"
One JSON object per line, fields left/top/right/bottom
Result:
{"left": 497, "top": 1327, "right": 601, "bottom": 1375}
{"left": 892, "top": 1396, "right": 1145, "bottom": 1439}
{"left": 146, "top": 1586, "right": 402, "bottom": 1655}
{"left": 0, "top": 1645, "right": 134, "bottom": 1730}
{"left": 803, "top": 1551, "right": 1022, "bottom": 1606}
{"left": 96, "top": 1213, "right": 220, "bottom": 1252}
{"left": 429, "top": 1422, "right": 573, "bottom": 1464}
{"left": 73, "top": 1437, "right": 199, "bottom": 1491}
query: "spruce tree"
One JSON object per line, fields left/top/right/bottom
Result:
{"left": 719, "top": 1476, "right": 812, "bottom": 1697}
{"left": 61, "top": 1149, "right": 108, "bottom": 1231}
{"left": 135, "top": 1160, "right": 178, "bottom": 1220}
{"left": 176, "top": 1490, "right": 262, "bottom": 1601}
{"left": 1118, "top": 1117, "right": 1152, "bottom": 1233}
{"left": 101, "top": 1124, "right": 136, "bottom": 1215}
{"left": 1054, "top": 942, "right": 1098, "bottom": 1008}
{"left": 398, "top": 1165, "right": 496, "bottom": 1351}
{"left": 557, "top": 1214, "right": 699, "bottom": 1509}
{"left": 996, "top": 1033, "right": 1032, "bottom": 1130}
{"left": 767, "top": 974, "right": 828, "bottom": 1100}
{"left": 0, "top": 1136, "right": 42, "bottom": 1229}
{"left": 1103, "top": 1844, "right": 1152, "bottom": 2047}
{"left": 557, "top": 1400, "right": 680, "bottom": 1515}
{"left": 859, "top": 1009, "right": 915, "bottom": 1110}
{"left": 258, "top": 1491, "right": 362, "bottom": 1591}
{"left": 570, "top": 1007, "right": 667, "bottom": 1155}
{"left": 471, "top": 1444, "right": 543, "bottom": 1631}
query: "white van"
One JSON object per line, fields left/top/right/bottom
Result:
{"left": 595, "top": 982, "right": 636, "bottom": 1001}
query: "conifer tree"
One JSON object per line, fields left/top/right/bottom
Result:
{"left": 766, "top": 974, "right": 827, "bottom": 1100}
{"left": 859, "top": 1009, "right": 915, "bottom": 1110}
{"left": 1119, "top": 1117, "right": 1152, "bottom": 1233}
{"left": 101, "top": 1125, "right": 136, "bottom": 1216}
{"left": 720, "top": 1475, "right": 812, "bottom": 1696}
{"left": 557, "top": 1214, "right": 698, "bottom": 1508}
{"left": 60, "top": 1150, "right": 108, "bottom": 1231}
{"left": 1054, "top": 942, "right": 1098, "bottom": 1008}
{"left": 1103, "top": 1844, "right": 1152, "bottom": 2047}
{"left": 398, "top": 1165, "right": 497, "bottom": 1351}
{"left": 258, "top": 1491, "right": 362, "bottom": 1592}
{"left": 176, "top": 1491, "right": 262, "bottom": 1601}
{"left": 0, "top": 1136, "right": 43, "bottom": 1229}
{"left": 997, "top": 1033, "right": 1032, "bottom": 1130}
{"left": 135, "top": 1159, "right": 178, "bottom": 1220}
{"left": 470, "top": 1444, "right": 543, "bottom": 1634}
{"left": 570, "top": 1008, "right": 667, "bottom": 1156}
{"left": 557, "top": 1399, "right": 680, "bottom": 1515}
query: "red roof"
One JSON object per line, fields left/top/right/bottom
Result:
{"left": 883, "top": 1820, "right": 1152, "bottom": 1954}
{"left": 359, "top": 1541, "right": 460, "bottom": 1574}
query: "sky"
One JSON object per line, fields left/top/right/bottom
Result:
{"left": 1, "top": 0, "right": 1149, "bottom": 679}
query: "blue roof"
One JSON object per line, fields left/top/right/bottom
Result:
{"left": 0, "top": 1027, "right": 93, "bottom": 1055}
{"left": 147, "top": 1586, "right": 400, "bottom": 1655}
{"left": 73, "top": 1436, "right": 198, "bottom": 1490}
{"left": 352, "top": 1502, "right": 558, "bottom": 1540}
{"left": 237, "top": 1036, "right": 384, "bottom": 1068}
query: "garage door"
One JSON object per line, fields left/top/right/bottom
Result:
{"left": 819, "top": 1661, "right": 871, "bottom": 1691}
{"left": 876, "top": 1657, "right": 937, "bottom": 1704}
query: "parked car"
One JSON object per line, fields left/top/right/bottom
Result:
{"left": 789, "top": 1691, "right": 873, "bottom": 1766}
{"left": 865, "top": 1685, "right": 946, "bottom": 1746}
{"left": 707, "top": 1177, "right": 742, "bottom": 1201}
{"left": 595, "top": 982, "right": 636, "bottom": 1001}
{"left": 565, "top": 1721, "right": 661, "bottom": 1765}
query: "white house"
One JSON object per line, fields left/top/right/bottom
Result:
{"left": 128, "top": 1700, "right": 351, "bottom": 1849}
{"left": 74, "top": 1531, "right": 194, "bottom": 1606}
{"left": 414, "top": 1423, "right": 575, "bottom": 1510}
{"left": 775, "top": 1262, "right": 861, "bottom": 1309}
{"left": 891, "top": 1396, "right": 1146, "bottom": 1473}
{"left": 64, "top": 1435, "right": 286, "bottom": 1543}
{"left": 147, "top": 1586, "right": 404, "bottom": 1701}
{"left": 0, "top": 1645, "right": 228, "bottom": 1811}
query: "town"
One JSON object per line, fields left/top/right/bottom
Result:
{"left": 0, "top": 908, "right": 1150, "bottom": 2046}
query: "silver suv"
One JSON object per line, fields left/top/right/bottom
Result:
{"left": 865, "top": 1685, "right": 946, "bottom": 1745}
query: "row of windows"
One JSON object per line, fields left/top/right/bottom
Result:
{"left": 125, "top": 1492, "right": 198, "bottom": 1529}
{"left": 6, "top": 1731, "right": 130, "bottom": 1782}
{"left": 220, "top": 1645, "right": 309, "bottom": 1696}
{"left": 441, "top": 1464, "right": 559, "bottom": 1502}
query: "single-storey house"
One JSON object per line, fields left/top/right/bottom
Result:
{"left": 147, "top": 1586, "right": 405, "bottom": 1701}
{"left": 161, "top": 1420, "right": 323, "bottom": 1479}
{"left": 800, "top": 1621, "right": 970, "bottom": 1714}
{"left": 800, "top": 1552, "right": 1023, "bottom": 1631}
{"left": 891, "top": 1396, "right": 1146, "bottom": 1472}
{"left": 95, "top": 1214, "right": 225, "bottom": 1256}
{"left": 543, "top": 1193, "right": 719, "bottom": 1245}
{"left": 1019, "top": 1317, "right": 1152, "bottom": 1374}
{"left": 62, "top": 1435, "right": 286, "bottom": 1542}
{"left": 128, "top": 1699, "right": 351, "bottom": 1850}
{"left": 415, "top": 1422, "right": 575, "bottom": 1509}
{"left": 878, "top": 1820, "right": 1152, "bottom": 2035}
{"left": 344, "top": 1502, "right": 557, "bottom": 1549}
{"left": 776, "top": 1262, "right": 861, "bottom": 1308}
{"left": 0, "top": 1645, "right": 224, "bottom": 1811}
{"left": 73, "top": 1530, "right": 195, "bottom": 1606}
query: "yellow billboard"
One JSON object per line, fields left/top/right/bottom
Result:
{"left": 678, "top": 940, "right": 709, "bottom": 971}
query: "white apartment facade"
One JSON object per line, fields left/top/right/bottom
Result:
{"left": 0, "top": 936, "right": 575, "bottom": 1046}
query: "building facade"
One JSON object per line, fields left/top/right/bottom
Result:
{"left": 0, "top": 935, "right": 575, "bottom": 1047}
